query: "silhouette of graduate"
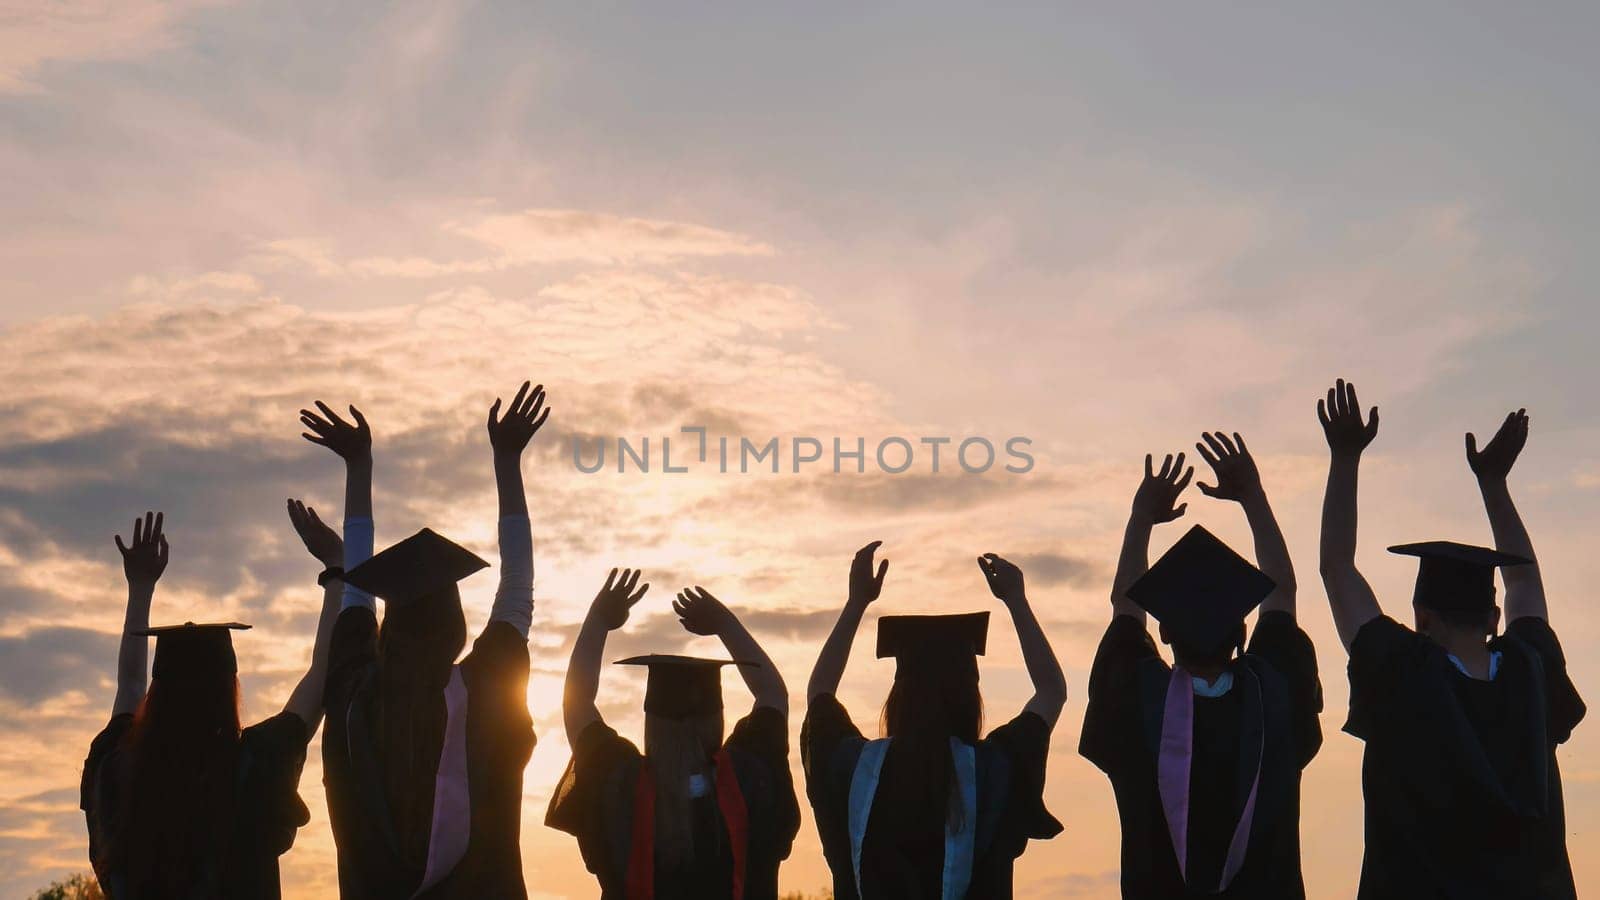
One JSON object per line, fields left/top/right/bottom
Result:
{"left": 1080, "top": 439, "right": 1323, "bottom": 899}
{"left": 549, "top": 572, "right": 800, "bottom": 899}
{"left": 312, "top": 383, "right": 546, "bottom": 898}
{"left": 81, "top": 501, "right": 343, "bottom": 899}
{"left": 802, "top": 543, "right": 1066, "bottom": 899}
{"left": 1316, "top": 380, "right": 1586, "bottom": 898}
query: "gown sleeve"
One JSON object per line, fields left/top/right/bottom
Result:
{"left": 80, "top": 714, "right": 135, "bottom": 886}
{"left": 1343, "top": 614, "right": 1427, "bottom": 741}
{"left": 464, "top": 620, "right": 534, "bottom": 722}
{"left": 1079, "top": 615, "right": 1160, "bottom": 774}
{"left": 1505, "top": 617, "right": 1587, "bottom": 744}
{"left": 800, "top": 693, "right": 864, "bottom": 791}
{"left": 984, "top": 711, "right": 1064, "bottom": 845}
{"left": 237, "top": 711, "right": 313, "bottom": 857}
{"left": 545, "top": 719, "right": 642, "bottom": 876}
{"left": 725, "top": 705, "right": 802, "bottom": 860}
{"left": 1247, "top": 610, "right": 1325, "bottom": 767}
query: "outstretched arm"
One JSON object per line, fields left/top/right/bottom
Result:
{"left": 281, "top": 500, "right": 343, "bottom": 733}
{"left": 112, "top": 511, "right": 167, "bottom": 716}
{"left": 1111, "top": 453, "right": 1193, "bottom": 621}
{"left": 1467, "top": 409, "right": 1547, "bottom": 622}
{"left": 564, "top": 568, "right": 648, "bottom": 742}
{"left": 980, "top": 554, "right": 1067, "bottom": 727}
{"left": 806, "top": 541, "right": 887, "bottom": 702}
{"left": 676, "top": 587, "right": 787, "bottom": 716}
{"left": 1317, "top": 379, "right": 1384, "bottom": 650}
{"left": 1197, "top": 432, "right": 1297, "bottom": 617}
{"left": 301, "top": 401, "right": 374, "bottom": 611}
{"left": 487, "top": 382, "right": 551, "bottom": 637}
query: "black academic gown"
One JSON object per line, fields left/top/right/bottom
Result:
{"left": 1345, "top": 615, "right": 1586, "bottom": 900}
{"left": 80, "top": 710, "right": 311, "bottom": 900}
{"left": 801, "top": 694, "right": 1061, "bottom": 900}
{"left": 322, "top": 606, "right": 536, "bottom": 900}
{"left": 545, "top": 705, "right": 800, "bottom": 900}
{"left": 1079, "top": 611, "right": 1323, "bottom": 900}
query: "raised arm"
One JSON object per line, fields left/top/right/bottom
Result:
{"left": 979, "top": 554, "right": 1067, "bottom": 727}
{"left": 564, "top": 568, "right": 648, "bottom": 742}
{"left": 1111, "top": 453, "right": 1193, "bottom": 621}
{"left": 806, "top": 541, "right": 887, "bottom": 702}
{"left": 486, "top": 381, "right": 550, "bottom": 638}
{"left": 281, "top": 499, "right": 344, "bottom": 733}
{"left": 675, "top": 587, "right": 788, "bottom": 716}
{"left": 301, "top": 401, "right": 373, "bottom": 611}
{"left": 1197, "top": 432, "right": 1297, "bottom": 617}
{"left": 1317, "top": 379, "right": 1384, "bottom": 650}
{"left": 1466, "top": 409, "right": 1547, "bottom": 622}
{"left": 111, "top": 511, "right": 167, "bottom": 716}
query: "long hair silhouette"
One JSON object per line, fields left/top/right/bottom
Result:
{"left": 375, "top": 585, "right": 467, "bottom": 862}
{"left": 880, "top": 659, "right": 984, "bottom": 830}
{"left": 644, "top": 709, "right": 725, "bottom": 870}
{"left": 120, "top": 673, "right": 242, "bottom": 893}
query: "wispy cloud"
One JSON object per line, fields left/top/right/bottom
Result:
{"left": 255, "top": 209, "right": 776, "bottom": 281}
{"left": 0, "top": 0, "right": 224, "bottom": 92}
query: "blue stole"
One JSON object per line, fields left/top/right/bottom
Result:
{"left": 847, "top": 737, "right": 977, "bottom": 900}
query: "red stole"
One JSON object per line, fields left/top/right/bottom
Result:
{"left": 624, "top": 748, "right": 749, "bottom": 900}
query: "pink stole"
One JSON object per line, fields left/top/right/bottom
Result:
{"left": 1156, "top": 665, "right": 1262, "bottom": 892}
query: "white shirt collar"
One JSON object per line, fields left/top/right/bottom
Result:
{"left": 1191, "top": 670, "right": 1235, "bottom": 698}
{"left": 1447, "top": 649, "right": 1502, "bottom": 681}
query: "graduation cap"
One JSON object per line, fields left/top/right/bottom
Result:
{"left": 615, "top": 654, "right": 755, "bottom": 720}
{"left": 876, "top": 612, "right": 989, "bottom": 679}
{"left": 136, "top": 622, "right": 250, "bottom": 680}
{"left": 1126, "top": 526, "right": 1275, "bottom": 655}
{"left": 1389, "top": 541, "right": 1531, "bottom": 612}
{"left": 343, "top": 528, "right": 489, "bottom": 605}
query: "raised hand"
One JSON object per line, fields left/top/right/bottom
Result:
{"left": 1132, "top": 453, "right": 1193, "bottom": 524}
{"left": 488, "top": 381, "right": 550, "bottom": 456}
{"left": 1196, "top": 431, "right": 1262, "bottom": 502}
{"left": 592, "top": 568, "right": 648, "bottom": 631}
{"left": 848, "top": 541, "right": 889, "bottom": 606}
{"left": 1466, "top": 409, "right": 1528, "bottom": 483}
{"left": 1317, "top": 379, "right": 1379, "bottom": 458}
{"left": 286, "top": 499, "right": 342, "bottom": 567}
{"left": 301, "top": 401, "right": 372, "bottom": 463}
{"left": 978, "top": 553, "right": 1026, "bottom": 605}
{"left": 673, "top": 586, "right": 736, "bottom": 636}
{"left": 115, "top": 511, "right": 169, "bottom": 588}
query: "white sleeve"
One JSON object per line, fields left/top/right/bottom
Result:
{"left": 342, "top": 516, "right": 376, "bottom": 611}
{"left": 489, "top": 514, "right": 533, "bottom": 637}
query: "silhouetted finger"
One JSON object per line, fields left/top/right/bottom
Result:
{"left": 314, "top": 401, "right": 350, "bottom": 428}
{"left": 1214, "top": 432, "right": 1237, "bottom": 455}
{"left": 1173, "top": 466, "right": 1194, "bottom": 493}
{"left": 115, "top": 534, "right": 128, "bottom": 554}
{"left": 532, "top": 406, "right": 551, "bottom": 431}
{"left": 1316, "top": 399, "right": 1330, "bottom": 427}
{"left": 1197, "top": 482, "right": 1218, "bottom": 497}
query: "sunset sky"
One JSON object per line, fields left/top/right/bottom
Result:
{"left": 2, "top": 2, "right": 1598, "bottom": 897}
